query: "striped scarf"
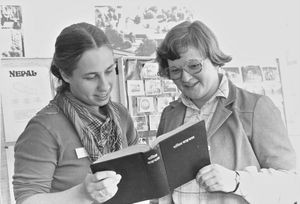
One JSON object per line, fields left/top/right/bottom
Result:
{"left": 55, "top": 91, "right": 122, "bottom": 162}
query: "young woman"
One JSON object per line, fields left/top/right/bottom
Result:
{"left": 13, "top": 22, "right": 138, "bottom": 204}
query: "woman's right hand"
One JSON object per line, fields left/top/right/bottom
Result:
{"left": 83, "top": 171, "right": 122, "bottom": 203}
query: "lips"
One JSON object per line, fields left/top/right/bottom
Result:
{"left": 183, "top": 81, "right": 199, "bottom": 87}
{"left": 95, "top": 92, "right": 109, "bottom": 99}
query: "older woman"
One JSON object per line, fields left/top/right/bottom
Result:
{"left": 156, "top": 20, "right": 298, "bottom": 204}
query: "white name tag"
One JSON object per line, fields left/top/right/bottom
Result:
{"left": 75, "top": 147, "right": 89, "bottom": 159}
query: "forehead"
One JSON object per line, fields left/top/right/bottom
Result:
{"left": 76, "top": 46, "right": 114, "bottom": 74}
{"left": 167, "top": 46, "right": 203, "bottom": 66}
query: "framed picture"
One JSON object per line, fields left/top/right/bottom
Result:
{"left": 127, "top": 80, "right": 145, "bottom": 96}
{"left": 241, "top": 66, "right": 263, "bottom": 83}
{"left": 261, "top": 67, "right": 280, "bottom": 82}
{"left": 0, "top": 5, "right": 23, "bottom": 29}
{"left": 140, "top": 62, "right": 159, "bottom": 78}
{"left": 145, "top": 79, "right": 162, "bottom": 95}
{"left": 137, "top": 96, "right": 155, "bottom": 113}
{"left": 132, "top": 115, "right": 148, "bottom": 132}
{"left": 222, "top": 67, "right": 243, "bottom": 84}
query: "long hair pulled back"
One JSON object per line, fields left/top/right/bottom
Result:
{"left": 50, "top": 22, "right": 111, "bottom": 93}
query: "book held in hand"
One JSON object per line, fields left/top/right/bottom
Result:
{"left": 90, "top": 120, "right": 210, "bottom": 204}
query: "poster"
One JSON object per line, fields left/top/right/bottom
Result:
{"left": 95, "top": 5, "right": 194, "bottom": 56}
{"left": 0, "top": 66, "right": 52, "bottom": 142}
{"left": 0, "top": 5, "right": 24, "bottom": 57}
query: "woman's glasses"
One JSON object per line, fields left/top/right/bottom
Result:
{"left": 166, "top": 59, "right": 205, "bottom": 80}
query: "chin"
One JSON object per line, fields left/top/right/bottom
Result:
{"left": 96, "top": 99, "right": 110, "bottom": 107}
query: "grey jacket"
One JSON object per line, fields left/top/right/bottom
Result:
{"left": 157, "top": 81, "right": 296, "bottom": 203}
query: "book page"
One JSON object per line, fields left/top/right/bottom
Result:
{"left": 94, "top": 144, "right": 151, "bottom": 163}
{"left": 150, "top": 120, "right": 199, "bottom": 148}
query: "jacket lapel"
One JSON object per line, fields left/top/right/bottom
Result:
{"left": 164, "top": 101, "right": 186, "bottom": 133}
{"left": 207, "top": 81, "right": 236, "bottom": 139}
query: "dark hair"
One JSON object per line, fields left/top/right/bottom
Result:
{"left": 156, "top": 20, "right": 232, "bottom": 78}
{"left": 50, "top": 22, "right": 111, "bottom": 93}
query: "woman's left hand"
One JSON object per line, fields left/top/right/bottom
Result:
{"left": 196, "top": 164, "right": 237, "bottom": 193}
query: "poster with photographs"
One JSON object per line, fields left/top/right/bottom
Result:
{"left": 95, "top": 5, "right": 194, "bottom": 56}
{"left": 162, "top": 79, "right": 178, "bottom": 93}
{"left": 132, "top": 115, "right": 148, "bottom": 132}
{"left": 241, "top": 66, "right": 263, "bottom": 83}
{"left": 222, "top": 67, "right": 243, "bottom": 87}
{"left": 0, "top": 5, "right": 24, "bottom": 57}
{"left": 140, "top": 62, "right": 159, "bottom": 78}
{"left": 261, "top": 66, "right": 280, "bottom": 82}
{"left": 145, "top": 79, "right": 162, "bottom": 95}
{"left": 127, "top": 80, "right": 145, "bottom": 96}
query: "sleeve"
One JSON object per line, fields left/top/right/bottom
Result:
{"left": 235, "top": 96, "right": 299, "bottom": 204}
{"left": 13, "top": 120, "right": 59, "bottom": 204}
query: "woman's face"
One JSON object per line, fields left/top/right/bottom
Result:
{"left": 63, "top": 46, "right": 115, "bottom": 110}
{"left": 167, "top": 46, "right": 219, "bottom": 106}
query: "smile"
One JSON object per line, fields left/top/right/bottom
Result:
{"left": 183, "top": 81, "right": 199, "bottom": 87}
{"left": 95, "top": 92, "right": 109, "bottom": 99}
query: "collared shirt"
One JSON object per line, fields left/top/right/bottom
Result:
{"left": 172, "top": 73, "right": 229, "bottom": 204}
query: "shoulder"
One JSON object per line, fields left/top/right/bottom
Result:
{"left": 110, "top": 101, "right": 130, "bottom": 119}
{"left": 229, "top": 83, "right": 270, "bottom": 112}
{"left": 32, "top": 100, "right": 67, "bottom": 125}
{"left": 160, "top": 99, "right": 185, "bottom": 118}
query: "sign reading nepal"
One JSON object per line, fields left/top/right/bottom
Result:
{"left": 9, "top": 70, "right": 37, "bottom": 77}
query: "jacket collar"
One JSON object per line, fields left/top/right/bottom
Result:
{"left": 167, "top": 80, "right": 237, "bottom": 138}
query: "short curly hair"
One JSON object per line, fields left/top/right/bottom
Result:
{"left": 156, "top": 20, "right": 232, "bottom": 78}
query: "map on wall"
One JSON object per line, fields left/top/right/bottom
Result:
{"left": 95, "top": 5, "right": 194, "bottom": 57}
{"left": 0, "top": 5, "right": 24, "bottom": 57}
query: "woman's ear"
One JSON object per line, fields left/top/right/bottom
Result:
{"left": 59, "top": 70, "right": 70, "bottom": 83}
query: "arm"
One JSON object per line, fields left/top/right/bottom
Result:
{"left": 236, "top": 96, "right": 298, "bottom": 203}
{"left": 20, "top": 172, "right": 121, "bottom": 204}
{"left": 14, "top": 121, "right": 121, "bottom": 204}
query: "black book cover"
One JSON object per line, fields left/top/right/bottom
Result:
{"left": 90, "top": 120, "right": 210, "bottom": 204}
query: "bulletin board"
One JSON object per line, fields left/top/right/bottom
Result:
{"left": 0, "top": 57, "right": 53, "bottom": 204}
{"left": 221, "top": 63, "right": 287, "bottom": 124}
{"left": 117, "top": 57, "right": 180, "bottom": 144}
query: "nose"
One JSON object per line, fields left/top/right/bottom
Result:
{"left": 181, "top": 69, "right": 193, "bottom": 82}
{"left": 97, "top": 74, "right": 110, "bottom": 91}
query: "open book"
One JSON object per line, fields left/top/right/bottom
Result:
{"left": 90, "top": 120, "right": 210, "bottom": 204}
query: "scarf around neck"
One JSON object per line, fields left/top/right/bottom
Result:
{"left": 55, "top": 91, "right": 122, "bottom": 162}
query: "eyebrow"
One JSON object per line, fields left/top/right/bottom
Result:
{"left": 83, "top": 63, "right": 116, "bottom": 76}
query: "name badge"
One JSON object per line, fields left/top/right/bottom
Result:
{"left": 75, "top": 147, "right": 89, "bottom": 159}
